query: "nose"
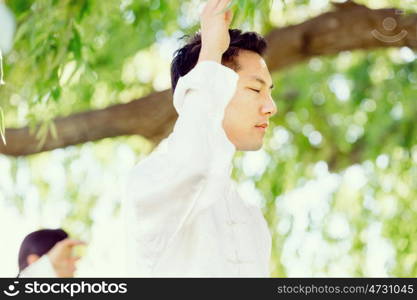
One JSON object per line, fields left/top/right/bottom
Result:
{"left": 261, "top": 96, "right": 277, "bottom": 117}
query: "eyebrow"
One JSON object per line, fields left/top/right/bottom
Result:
{"left": 248, "top": 75, "right": 275, "bottom": 90}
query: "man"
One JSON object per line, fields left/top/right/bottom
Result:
{"left": 18, "top": 229, "right": 84, "bottom": 278}
{"left": 125, "top": 0, "right": 277, "bottom": 277}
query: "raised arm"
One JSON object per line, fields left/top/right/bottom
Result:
{"left": 125, "top": 0, "right": 237, "bottom": 275}
{"left": 19, "top": 238, "right": 83, "bottom": 278}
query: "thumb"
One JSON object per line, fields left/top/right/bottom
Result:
{"left": 225, "top": 9, "right": 233, "bottom": 24}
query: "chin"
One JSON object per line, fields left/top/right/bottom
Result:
{"left": 237, "top": 142, "right": 263, "bottom": 151}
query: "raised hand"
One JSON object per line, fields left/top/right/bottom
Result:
{"left": 198, "top": 0, "right": 234, "bottom": 64}
{"left": 47, "top": 238, "right": 85, "bottom": 277}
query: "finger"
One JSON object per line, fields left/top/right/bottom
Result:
{"left": 225, "top": 8, "right": 233, "bottom": 23}
{"left": 206, "top": 0, "right": 221, "bottom": 11}
{"left": 58, "top": 239, "right": 86, "bottom": 248}
{"left": 215, "top": 0, "right": 233, "bottom": 11}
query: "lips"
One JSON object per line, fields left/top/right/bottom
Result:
{"left": 255, "top": 123, "right": 268, "bottom": 128}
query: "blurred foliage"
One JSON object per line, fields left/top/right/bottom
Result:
{"left": 1, "top": 0, "right": 417, "bottom": 276}
{"left": 0, "top": 0, "right": 273, "bottom": 132}
{"left": 253, "top": 48, "right": 417, "bottom": 276}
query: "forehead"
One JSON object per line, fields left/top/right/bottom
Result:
{"left": 235, "top": 50, "right": 272, "bottom": 84}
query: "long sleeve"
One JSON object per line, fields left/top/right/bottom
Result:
{"left": 125, "top": 61, "right": 239, "bottom": 275}
{"left": 18, "top": 255, "right": 57, "bottom": 278}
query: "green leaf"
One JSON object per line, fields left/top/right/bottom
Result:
{"left": 69, "top": 25, "right": 82, "bottom": 60}
{"left": 49, "top": 121, "right": 58, "bottom": 140}
{"left": 35, "top": 122, "right": 49, "bottom": 150}
{"left": 51, "top": 86, "right": 61, "bottom": 102}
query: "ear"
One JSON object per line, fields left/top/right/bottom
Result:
{"left": 26, "top": 254, "right": 40, "bottom": 266}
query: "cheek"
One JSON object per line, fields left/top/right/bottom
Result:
{"left": 223, "top": 97, "right": 256, "bottom": 136}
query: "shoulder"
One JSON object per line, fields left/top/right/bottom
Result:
{"left": 232, "top": 180, "right": 265, "bottom": 210}
{"left": 128, "top": 138, "right": 171, "bottom": 182}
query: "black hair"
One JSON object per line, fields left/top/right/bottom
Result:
{"left": 170, "top": 28, "right": 267, "bottom": 92}
{"left": 17, "top": 228, "right": 68, "bottom": 272}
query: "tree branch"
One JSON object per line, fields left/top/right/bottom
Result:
{"left": 1, "top": 2, "right": 416, "bottom": 156}
{"left": 263, "top": 1, "right": 417, "bottom": 70}
{"left": 1, "top": 90, "right": 177, "bottom": 156}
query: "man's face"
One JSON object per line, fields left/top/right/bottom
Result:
{"left": 223, "top": 50, "right": 277, "bottom": 151}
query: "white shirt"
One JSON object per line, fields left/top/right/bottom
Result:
{"left": 18, "top": 255, "right": 57, "bottom": 277}
{"left": 124, "top": 61, "right": 271, "bottom": 277}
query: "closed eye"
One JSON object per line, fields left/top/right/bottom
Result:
{"left": 248, "top": 88, "right": 261, "bottom": 93}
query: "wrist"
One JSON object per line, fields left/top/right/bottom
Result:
{"left": 198, "top": 48, "right": 222, "bottom": 64}
{"left": 47, "top": 254, "right": 59, "bottom": 273}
